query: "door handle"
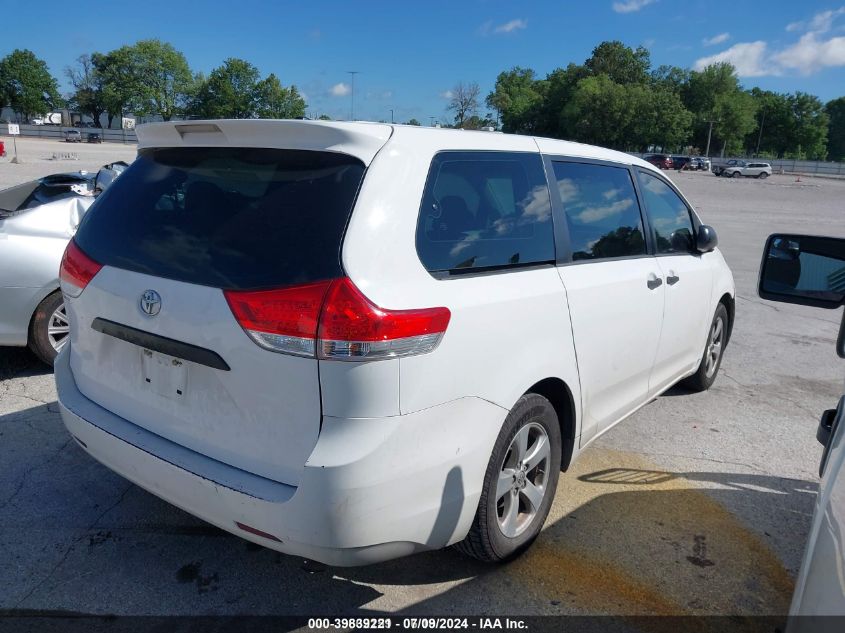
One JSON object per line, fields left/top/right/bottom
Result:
{"left": 667, "top": 271, "right": 680, "bottom": 285}
{"left": 647, "top": 273, "right": 663, "bottom": 290}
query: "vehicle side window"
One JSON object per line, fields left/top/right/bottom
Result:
{"left": 416, "top": 152, "right": 554, "bottom": 273}
{"left": 552, "top": 161, "right": 646, "bottom": 261}
{"left": 638, "top": 171, "right": 696, "bottom": 255}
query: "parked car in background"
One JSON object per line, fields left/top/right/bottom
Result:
{"left": 65, "top": 130, "right": 82, "bottom": 143}
{"left": 672, "top": 156, "right": 692, "bottom": 171}
{"left": 758, "top": 234, "right": 845, "bottom": 619}
{"left": 55, "top": 120, "right": 734, "bottom": 567}
{"left": 0, "top": 162, "right": 128, "bottom": 364}
{"left": 711, "top": 159, "right": 742, "bottom": 176}
{"left": 712, "top": 159, "right": 772, "bottom": 178}
{"left": 721, "top": 160, "right": 771, "bottom": 179}
{"left": 87, "top": 132, "right": 103, "bottom": 144}
{"left": 644, "top": 153, "right": 674, "bottom": 169}
{"left": 693, "top": 157, "right": 711, "bottom": 172}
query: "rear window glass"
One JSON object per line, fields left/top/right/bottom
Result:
{"left": 74, "top": 147, "right": 365, "bottom": 290}
{"left": 415, "top": 151, "right": 554, "bottom": 274}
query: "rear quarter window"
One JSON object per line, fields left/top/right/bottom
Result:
{"left": 415, "top": 151, "right": 554, "bottom": 274}
{"left": 74, "top": 147, "right": 365, "bottom": 290}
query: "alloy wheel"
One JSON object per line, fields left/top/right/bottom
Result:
{"left": 496, "top": 422, "right": 551, "bottom": 538}
{"left": 705, "top": 316, "right": 724, "bottom": 378}
{"left": 47, "top": 303, "right": 70, "bottom": 352}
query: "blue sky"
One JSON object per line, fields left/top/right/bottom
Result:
{"left": 9, "top": 0, "right": 845, "bottom": 122}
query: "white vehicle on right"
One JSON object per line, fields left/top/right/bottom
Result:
{"left": 719, "top": 159, "right": 772, "bottom": 179}
{"left": 758, "top": 234, "right": 845, "bottom": 619}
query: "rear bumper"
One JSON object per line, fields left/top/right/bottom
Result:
{"left": 55, "top": 345, "right": 507, "bottom": 566}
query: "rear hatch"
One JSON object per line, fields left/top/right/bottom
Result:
{"left": 67, "top": 144, "right": 368, "bottom": 485}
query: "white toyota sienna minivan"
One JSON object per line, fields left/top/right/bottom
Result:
{"left": 55, "top": 120, "right": 735, "bottom": 566}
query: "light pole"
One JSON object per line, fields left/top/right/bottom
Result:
{"left": 347, "top": 71, "right": 359, "bottom": 121}
{"left": 704, "top": 119, "right": 718, "bottom": 158}
{"left": 755, "top": 109, "right": 766, "bottom": 157}
{"left": 390, "top": 109, "right": 394, "bottom": 124}
{"left": 429, "top": 116, "right": 436, "bottom": 127}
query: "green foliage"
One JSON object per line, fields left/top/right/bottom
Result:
{"left": 486, "top": 67, "right": 543, "bottom": 133}
{"left": 685, "top": 62, "right": 757, "bottom": 154}
{"left": 130, "top": 39, "right": 193, "bottom": 121}
{"left": 65, "top": 54, "right": 106, "bottom": 126}
{"left": 0, "top": 49, "right": 61, "bottom": 119}
{"left": 190, "top": 58, "right": 260, "bottom": 119}
{"left": 317, "top": 114, "right": 332, "bottom": 121}
{"left": 93, "top": 47, "right": 138, "bottom": 126}
{"left": 254, "top": 74, "right": 306, "bottom": 119}
{"left": 584, "top": 41, "right": 650, "bottom": 85}
{"left": 745, "top": 89, "right": 829, "bottom": 158}
{"left": 826, "top": 97, "right": 845, "bottom": 162}
{"left": 188, "top": 59, "right": 306, "bottom": 120}
{"left": 406, "top": 118, "right": 421, "bottom": 126}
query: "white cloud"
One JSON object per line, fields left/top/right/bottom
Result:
{"left": 771, "top": 32, "right": 845, "bottom": 74}
{"left": 439, "top": 90, "right": 455, "bottom": 99}
{"left": 612, "top": 0, "right": 657, "bottom": 14}
{"left": 494, "top": 18, "right": 527, "bottom": 34}
{"left": 695, "top": 8, "right": 845, "bottom": 77}
{"left": 786, "top": 7, "right": 845, "bottom": 33}
{"left": 330, "top": 82, "right": 350, "bottom": 97}
{"left": 479, "top": 18, "right": 527, "bottom": 35}
{"left": 703, "top": 32, "right": 730, "bottom": 46}
{"left": 693, "top": 41, "right": 772, "bottom": 77}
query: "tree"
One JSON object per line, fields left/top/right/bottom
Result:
{"left": 317, "top": 114, "right": 332, "bottom": 120}
{"left": 254, "top": 73, "right": 306, "bottom": 119}
{"left": 685, "top": 63, "right": 757, "bottom": 155}
{"left": 650, "top": 65, "right": 690, "bottom": 94}
{"left": 65, "top": 54, "right": 105, "bottom": 127}
{"left": 537, "top": 64, "right": 588, "bottom": 138}
{"left": 407, "top": 118, "right": 421, "bottom": 126}
{"left": 486, "top": 67, "right": 543, "bottom": 134}
{"left": 584, "top": 41, "right": 650, "bottom": 85}
{"left": 786, "top": 92, "right": 828, "bottom": 160}
{"left": 826, "top": 97, "right": 845, "bottom": 162}
{"left": 93, "top": 47, "right": 139, "bottom": 128}
{"left": 190, "top": 58, "right": 261, "bottom": 119}
{"left": 0, "top": 49, "right": 61, "bottom": 121}
{"left": 447, "top": 81, "right": 480, "bottom": 128}
{"left": 131, "top": 39, "right": 193, "bottom": 121}
{"left": 562, "top": 75, "right": 634, "bottom": 148}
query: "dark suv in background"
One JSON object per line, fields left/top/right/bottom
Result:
{"left": 644, "top": 154, "right": 673, "bottom": 170}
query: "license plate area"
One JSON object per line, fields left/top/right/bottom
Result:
{"left": 141, "top": 348, "right": 187, "bottom": 399}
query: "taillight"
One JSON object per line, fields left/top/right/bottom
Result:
{"left": 225, "top": 277, "right": 450, "bottom": 361}
{"left": 59, "top": 240, "right": 102, "bottom": 298}
{"left": 224, "top": 280, "right": 333, "bottom": 357}
{"left": 317, "top": 277, "right": 450, "bottom": 360}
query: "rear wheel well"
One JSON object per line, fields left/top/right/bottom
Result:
{"left": 719, "top": 293, "right": 735, "bottom": 344}
{"left": 525, "top": 378, "right": 576, "bottom": 472}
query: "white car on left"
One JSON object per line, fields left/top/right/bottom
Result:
{"left": 0, "top": 164, "right": 127, "bottom": 364}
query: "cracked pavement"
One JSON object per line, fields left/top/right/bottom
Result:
{"left": 1, "top": 168, "right": 844, "bottom": 616}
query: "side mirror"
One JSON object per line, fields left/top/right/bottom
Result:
{"left": 696, "top": 225, "right": 718, "bottom": 253}
{"left": 758, "top": 234, "right": 845, "bottom": 310}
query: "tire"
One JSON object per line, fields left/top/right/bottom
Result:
{"left": 454, "top": 393, "right": 562, "bottom": 563}
{"left": 28, "top": 291, "right": 69, "bottom": 366}
{"left": 758, "top": 172, "right": 769, "bottom": 179}
{"left": 729, "top": 170, "right": 740, "bottom": 178}
{"left": 681, "top": 303, "right": 729, "bottom": 392}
